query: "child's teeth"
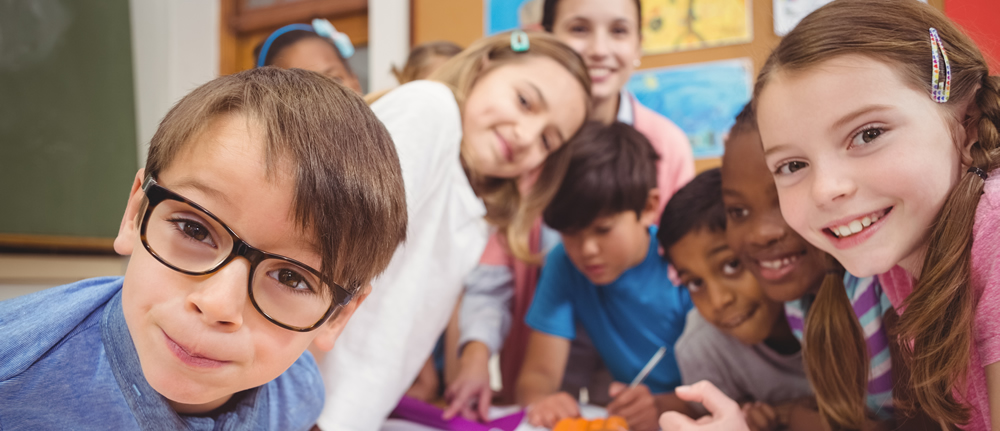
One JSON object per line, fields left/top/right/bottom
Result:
{"left": 849, "top": 220, "right": 863, "bottom": 234}
{"left": 832, "top": 211, "right": 886, "bottom": 238}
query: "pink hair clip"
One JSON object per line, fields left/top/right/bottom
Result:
{"left": 929, "top": 28, "right": 951, "bottom": 103}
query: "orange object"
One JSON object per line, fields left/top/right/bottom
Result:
{"left": 552, "top": 416, "right": 629, "bottom": 431}
{"left": 604, "top": 416, "right": 629, "bottom": 430}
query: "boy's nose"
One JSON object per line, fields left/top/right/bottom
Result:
{"left": 186, "top": 259, "right": 249, "bottom": 331}
{"left": 749, "top": 210, "right": 788, "bottom": 248}
{"left": 581, "top": 237, "right": 601, "bottom": 256}
{"left": 708, "top": 283, "right": 736, "bottom": 310}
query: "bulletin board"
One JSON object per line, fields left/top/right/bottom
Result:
{"left": 411, "top": 0, "right": 944, "bottom": 173}
{"left": 0, "top": 0, "right": 138, "bottom": 253}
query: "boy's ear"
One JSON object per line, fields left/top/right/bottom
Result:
{"left": 311, "top": 284, "right": 373, "bottom": 352}
{"left": 113, "top": 169, "right": 147, "bottom": 257}
{"left": 639, "top": 188, "right": 661, "bottom": 227}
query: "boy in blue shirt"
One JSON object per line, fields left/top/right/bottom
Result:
{"left": 517, "top": 123, "right": 694, "bottom": 431}
{"left": 0, "top": 68, "right": 407, "bottom": 430}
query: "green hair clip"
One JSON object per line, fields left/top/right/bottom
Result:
{"left": 511, "top": 30, "right": 529, "bottom": 53}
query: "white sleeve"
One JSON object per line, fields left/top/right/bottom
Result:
{"left": 369, "top": 81, "right": 462, "bottom": 213}
{"left": 458, "top": 263, "right": 515, "bottom": 354}
{"left": 315, "top": 81, "right": 489, "bottom": 431}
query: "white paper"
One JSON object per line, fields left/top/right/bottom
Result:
{"left": 773, "top": 0, "right": 926, "bottom": 36}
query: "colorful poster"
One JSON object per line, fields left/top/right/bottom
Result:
{"left": 484, "top": 0, "right": 541, "bottom": 35}
{"left": 626, "top": 59, "right": 752, "bottom": 159}
{"left": 773, "top": 0, "right": 925, "bottom": 36}
{"left": 641, "top": 0, "right": 752, "bottom": 54}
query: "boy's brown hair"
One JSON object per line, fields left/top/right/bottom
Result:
{"left": 144, "top": 67, "right": 407, "bottom": 293}
{"left": 543, "top": 122, "right": 659, "bottom": 233}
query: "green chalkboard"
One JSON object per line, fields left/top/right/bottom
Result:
{"left": 0, "top": 0, "right": 138, "bottom": 251}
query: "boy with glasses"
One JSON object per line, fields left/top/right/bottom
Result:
{"left": 0, "top": 68, "right": 407, "bottom": 430}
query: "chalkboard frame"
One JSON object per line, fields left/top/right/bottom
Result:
{"left": 0, "top": 234, "right": 116, "bottom": 254}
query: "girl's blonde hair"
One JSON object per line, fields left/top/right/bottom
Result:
{"left": 381, "top": 31, "right": 588, "bottom": 262}
{"left": 391, "top": 41, "right": 463, "bottom": 85}
{"left": 753, "top": 0, "right": 1000, "bottom": 428}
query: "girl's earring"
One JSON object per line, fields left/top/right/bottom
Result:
{"left": 633, "top": 59, "right": 642, "bottom": 68}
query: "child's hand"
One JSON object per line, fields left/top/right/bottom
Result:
{"left": 526, "top": 392, "right": 580, "bottom": 428}
{"left": 442, "top": 352, "right": 492, "bottom": 422}
{"left": 607, "top": 382, "right": 659, "bottom": 431}
{"left": 659, "top": 381, "right": 747, "bottom": 431}
{"left": 742, "top": 402, "right": 779, "bottom": 431}
{"left": 404, "top": 357, "right": 441, "bottom": 403}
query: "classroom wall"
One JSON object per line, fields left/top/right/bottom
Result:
{"left": 370, "top": 0, "right": 411, "bottom": 92}
{"left": 946, "top": 0, "right": 1000, "bottom": 71}
{"left": 0, "top": 1, "right": 220, "bottom": 300}
{"left": 411, "top": 0, "right": 956, "bottom": 173}
{"left": 130, "top": 0, "right": 220, "bottom": 167}
{"left": 0, "top": 255, "right": 128, "bottom": 302}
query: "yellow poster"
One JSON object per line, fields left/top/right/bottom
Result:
{"left": 642, "top": 0, "right": 752, "bottom": 54}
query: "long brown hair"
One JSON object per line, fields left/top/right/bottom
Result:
{"left": 804, "top": 262, "right": 869, "bottom": 429}
{"left": 429, "top": 31, "right": 592, "bottom": 261}
{"left": 753, "top": 0, "right": 1000, "bottom": 428}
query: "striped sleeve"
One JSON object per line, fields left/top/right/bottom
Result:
{"left": 845, "top": 274, "right": 894, "bottom": 419}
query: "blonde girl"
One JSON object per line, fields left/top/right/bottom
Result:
{"left": 750, "top": 0, "right": 1000, "bottom": 430}
{"left": 446, "top": 0, "right": 695, "bottom": 423}
{"left": 315, "top": 31, "right": 592, "bottom": 431}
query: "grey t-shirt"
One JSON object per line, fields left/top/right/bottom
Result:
{"left": 675, "top": 309, "right": 813, "bottom": 414}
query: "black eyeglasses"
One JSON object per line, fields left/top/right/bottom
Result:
{"left": 138, "top": 176, "right": 353, "bottom": 332}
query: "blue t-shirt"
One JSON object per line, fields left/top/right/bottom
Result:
{"left": 0, "top": 277, "right": 324, "bottom": 431}
{"left": 526, "top": 227, "right": 693, "bottom": 394}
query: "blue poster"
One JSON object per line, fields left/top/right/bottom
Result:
{"left": 626, "top": 59, "right": 752, "bottom": 159}
{"left": 485, "top": 0, "right": 532, "bottom": 35}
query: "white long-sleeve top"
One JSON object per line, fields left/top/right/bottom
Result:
{"left": 315, "top": 81, "right": 490, "bottom": 431}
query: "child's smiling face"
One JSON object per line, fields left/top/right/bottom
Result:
{"left": 549, "top": 0, "right": 643, "bottom": 104}
{"left": 461, "top": 56, "right": 588, "bottom": 179}
{"left": 667, "top": 228, "right": 784, "bottom": 345}
{"left": 114, "top": 114, "right": 361, "bottom": 414}
{"left": 721, "top": 129, "right": 828, "bottom": 302}
{"left": 756, "top": 55, "right": 967, "bottom": 277}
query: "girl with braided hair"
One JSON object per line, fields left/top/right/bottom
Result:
{"left": 661, "top": 0, "right": 1000, "bottom": 430}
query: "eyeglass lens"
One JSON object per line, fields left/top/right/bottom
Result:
{"left": 144, "top": 198, "right": 335, "bottom": 328}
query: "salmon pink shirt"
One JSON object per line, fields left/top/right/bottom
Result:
{"left": 880, "top": 169, "right": 1000, "bottom": 431}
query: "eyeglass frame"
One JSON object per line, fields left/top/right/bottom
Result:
{"left": 137, "top": 176, "right": 354, "bottom": 332}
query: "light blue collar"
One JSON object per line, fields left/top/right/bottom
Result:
{"left": 101, "top": 292, "right": 270, "bottom": 431}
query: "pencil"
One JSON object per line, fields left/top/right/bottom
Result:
{"left": 628, "top": 346, "right": 667, "bottom": 389}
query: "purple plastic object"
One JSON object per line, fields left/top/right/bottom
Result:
{"left": 388, "top": 396, "right": 526, "bottom": 431}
